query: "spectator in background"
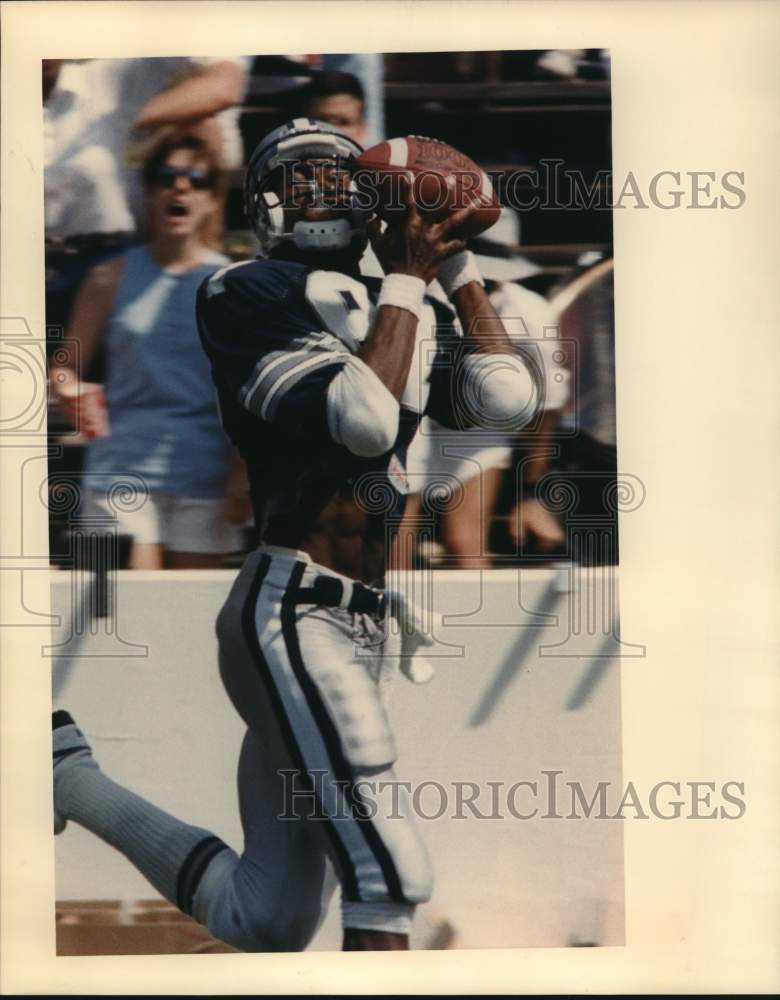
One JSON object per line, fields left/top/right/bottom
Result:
{"left": 319, "top": 53, "right": 384, "bottom": 147}
{"left": 44, "top": 57, "right": 247, "bottom": 337}
{"left": 550, "top": 255, "right": 618, "bottom": 563}
{"left": 297, "top": 69, "right": 395, "bottom": 286}
{"left": 49, "top": 134, "right": 248, "bottom": 569}
{"left": 249, "top": 54, "right": 383, "bottom": 148}
{"left": 300, "top": 69, "right": 368, "bottom": 145}
{"left": 295, "top": 70, "right": 397, "bottom": 286}
{"left": 394, "top": 209, "right": 569, "bottom": 568}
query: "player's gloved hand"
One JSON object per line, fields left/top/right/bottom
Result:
{"left": 386, "top": 585, "right": 440, "bottom": 685}
{"left": 368, "top": 174, "right": 477, "bottom": 285}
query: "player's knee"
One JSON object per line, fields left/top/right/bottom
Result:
{"left": 230, "top": 910, "right": 289, "bottom": 952}
{"left": 351, "top": 767, "right": 434, "bottom": 906}
{"left": 231, "top": 900, "right": 322, "bottom": 953}
{"left": 190, "top": 849, "right": 289, "bottom": 952}
{"left": 195, "top": 860, "right": 323, "bottom": 952}
{"left": 204, "top": 894, "right": 292, "bottom": 953}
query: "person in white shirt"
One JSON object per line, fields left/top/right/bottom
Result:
{"left": 301, "top": 69, "right": 368, "bottom": 147}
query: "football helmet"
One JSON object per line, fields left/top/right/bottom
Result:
{"left": 245, "top": 118, "right": 368, "bottom": 258}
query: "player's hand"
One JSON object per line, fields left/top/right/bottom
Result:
{"left": 368, "top": 175, "right": 475, "bottom": 285}
{"left": 510, "top": 498, "right": 565, "bottom": 552}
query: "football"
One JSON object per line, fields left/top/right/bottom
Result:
{"left": 354, "top": 136, "right": 501, "bottom": 238}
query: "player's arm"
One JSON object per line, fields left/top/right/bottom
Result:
{"left": 430, "top": 247, "right": 542, "bottom": 432}
{"left": 195, "top": 261, "right": 404, "bottom": 460}
{"left": 317, "top": 302, "right": 419, "bottom": 458}
{"left": 198, "top": 197, "right": 467, "bottom": 460}
{"left": 357, "top": 183, "right": 467, "bottom": 400}
{"left": 451, "top": 280, "right": 514, "bottom": 355}
{"left": 323, "top": 194, "right": 468, "bottom": 455}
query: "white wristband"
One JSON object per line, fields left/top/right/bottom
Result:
{"left": 376, "top": 273, "right": 426, "bottom": 320}
{"left": 437, "top": 250, "right": 484, "bottom": 297}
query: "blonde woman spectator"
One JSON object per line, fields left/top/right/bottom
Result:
{"left": 50, "top": 134, "right": 248, "bottom": 569}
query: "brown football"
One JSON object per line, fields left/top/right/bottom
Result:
{"left": 354, "top": 136, "right": 500, "bottom": 238}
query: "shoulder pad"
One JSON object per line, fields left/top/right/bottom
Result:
{"left": 202, "top": 257, "right": 309, "bottom": 305}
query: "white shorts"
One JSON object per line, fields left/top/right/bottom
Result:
{"left": 406, "top": 417, "right": 512, "bottom": 494}
{"left": 84, "top": 490, "right": 241, "bottom": 553}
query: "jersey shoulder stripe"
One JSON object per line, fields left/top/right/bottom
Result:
{"left": 197, "top": 257, "right": 322, "bottom": 351}
{"left": 203, "top": 256, "right": 308, "bottom": 306}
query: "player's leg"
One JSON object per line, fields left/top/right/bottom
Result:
{"left": 54, "top": 548, "right": 348, "bottom": 953}
{"left": 337, "top": 761, "right": 425, "bottom": 951}
{"left": 194, "top": 726, "right": 335, "bottom": 951}
{"left": 53, "top": 714, "right": 328, "bottom": 952}
{"left": 343, "top": 928, "right": 409, "bottom": 950}
{"left": 53, "top": 710, "right": 238, "bottom": 925}
{"left": 224, "top": 550, "right": 433, "bottom": 947}
{"left": 52, "top": 549, "right": 335, "bottom": 952}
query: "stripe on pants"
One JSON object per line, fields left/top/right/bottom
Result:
{"left": 248, "top": 556, "right": 408, "bottom": 903}
{"left": 241, "top": 553, "right": 360, "bottom": 901}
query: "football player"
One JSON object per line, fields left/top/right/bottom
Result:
{"left": 52, "top": 119, "right": 540, "bottom": 951}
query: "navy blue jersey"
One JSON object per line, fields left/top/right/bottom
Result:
{"left": 196, "top": 257, "right": 461, "bottom": 534}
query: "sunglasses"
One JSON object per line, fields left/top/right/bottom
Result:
{"left": 153, "top": 165, "right": 215, "bottom": 190}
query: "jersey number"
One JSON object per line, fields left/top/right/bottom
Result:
{"left": 305, "top": 271, "right": 372, "bottom": 351}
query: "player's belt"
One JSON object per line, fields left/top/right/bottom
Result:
{"left": 293, "top": 574, "right": 386, "bottom": 617}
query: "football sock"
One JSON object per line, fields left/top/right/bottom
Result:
{"left": 53, "top": 715, "right": 234, "bottom": 915}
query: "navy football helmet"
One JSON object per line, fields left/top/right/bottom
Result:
{"left": 244, "top": 118, "right": 368, "bottom": 258}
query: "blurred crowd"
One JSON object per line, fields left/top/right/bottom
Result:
{"left": 45, "top": 51, "right": 616, "bottom": 570}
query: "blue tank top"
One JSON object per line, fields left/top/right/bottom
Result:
{"left": 84, "top": 246, "right": 232, "bottom": 498}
